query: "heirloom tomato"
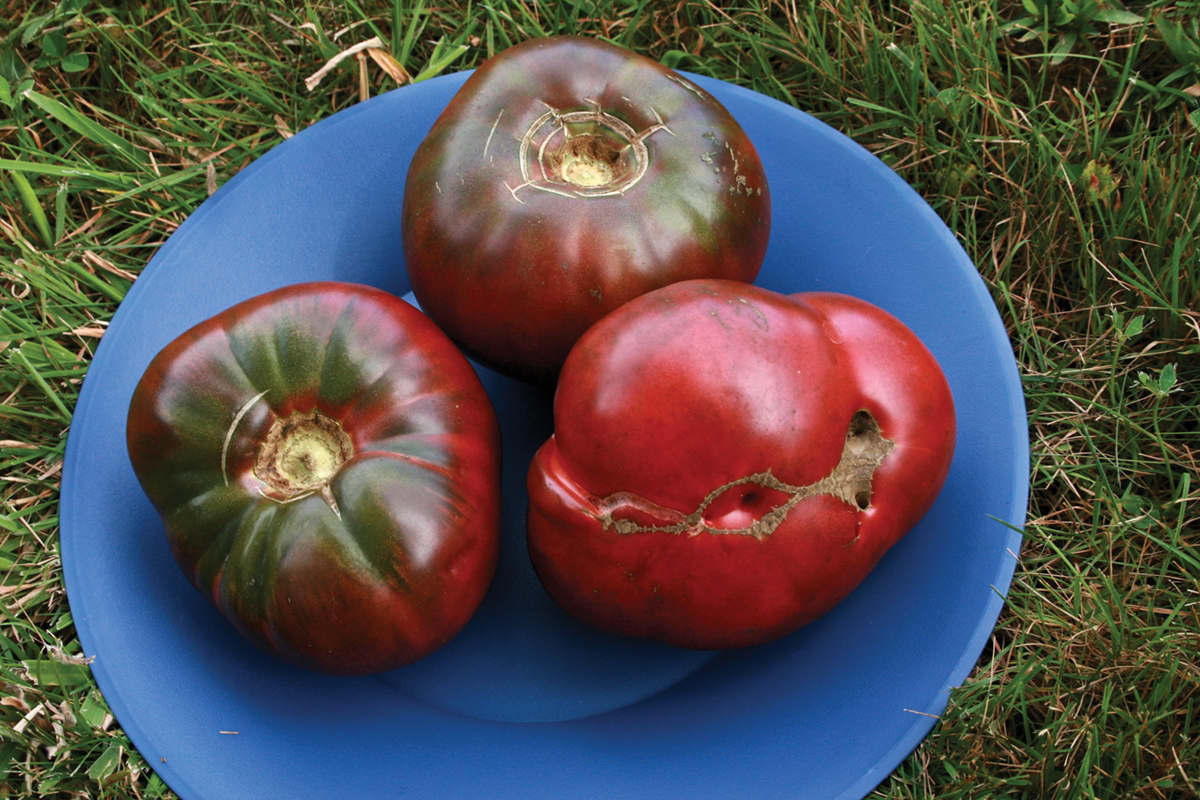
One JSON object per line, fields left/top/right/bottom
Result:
{"left": 526, "top": 280, "right": 956, "bottom": 650}
{"left": 126, "top": 283, "right": 501, "bottom": 675}
{"left": 402, "top": 35, "right": 770, "bottom": 385}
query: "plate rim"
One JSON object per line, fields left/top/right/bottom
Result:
{"left": 60, "top": 67, "right": 1030, "bottom": 800}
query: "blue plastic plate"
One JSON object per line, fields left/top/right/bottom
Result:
{"left": 61, "top": 70, "right": 1028, "bottom": 800}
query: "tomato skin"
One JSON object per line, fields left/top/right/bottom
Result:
{"left": 526, "top": 280, "right": 955, "bottom": 650}
{"left": 126, "top": 283, "right": 501, "bottom": 675}
{"left": 402, "top": 36, "right": 770, "bottom": 385}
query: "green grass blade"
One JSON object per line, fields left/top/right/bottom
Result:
{"left": 1, "top": 2, "right": 1198, "bottom": 797}
{"left": 7, "top": 347, "right": 74, "bottom": 424}
{"left": 6, "top": 169, "right": 53, "bottom": 247}
{"left": 412, "top": 39, "right": 471, "bottom": 83}
{"left": 0, "top": 159, "right": 132, "bottom": 186}
{"left": 22, "top": 89, "right": 149, "bottom": 167}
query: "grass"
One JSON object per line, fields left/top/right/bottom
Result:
{"left": 1, "top": 0, "right": 1197, "bottom": 797}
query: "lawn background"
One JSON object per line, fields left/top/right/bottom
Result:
{"left": 1, "top": 0, "right": 1197, "bottom": 797}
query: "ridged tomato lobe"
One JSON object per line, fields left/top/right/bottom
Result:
{"left": 127, "top": 282, "right": 501, "bottom": 675}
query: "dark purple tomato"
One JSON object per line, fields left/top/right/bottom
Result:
{"left": 126, "top": 282, "right": 501, "bottom": 675}
{"left": 402, "top": 36, "right": 771, "bottom": 384}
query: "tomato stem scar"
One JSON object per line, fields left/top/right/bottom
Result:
{"left": 513, "top": 101, "right": 671, "bottom": 200}
{"left": 253, "top": 410, "right": 354, "bottom": 513}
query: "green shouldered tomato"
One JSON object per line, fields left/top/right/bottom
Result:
{"left": 126, "top": 282, "right": 501, "bottom": 675}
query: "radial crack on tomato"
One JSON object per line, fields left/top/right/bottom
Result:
{"left": 222, "top": 388, "right": 268, "bottom": 487}
{"left": 667, "top": 73, "right": 707, "bottom": 99}
{"left": 593, "top": 410, "right": 895, "bottom": 540}
{"left": 482, "top": 109, "right": 504, "bottom": 160}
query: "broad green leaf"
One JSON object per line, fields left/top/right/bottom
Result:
{"left": 1154, "top": 15, "right": 1200, "bottom": 67}
{"left": 19, "top": 13, "right": 53, "bottom": 47}
{"left": 61, "top": 51, "right": 90, "bottom": 73}
{"left": 1093, "top": 10, "right": 1144, "bottom": 24}
{"left": 1050, "top": 32, "right": 1077, "bottom": 65}
{"left": 41, "top": 31, "right": 69, "bottom": 59}
{"left": 1123, "top": 314, "right": 1145, "bottom": 339}
{"left": 145, "top": 774, "right": 169, "bottom": 799}
{"left": 22, "top": 658, "right": 93, "bottom": 686}
{"left": 87, "top": 742, "right": 122, "bottom": 783}
{"left": 1158, "top": 363, "right": 1178, "bottom": 393}
{"left": 0, "top": 44, "right": 27, "bottom": 88}
{"left": 1137, "top": 368, "right": 1176, "bottom": 397}
{"left": 79, "top": 691, "right": 111, "bottom": 729}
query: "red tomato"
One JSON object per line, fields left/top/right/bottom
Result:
{"left": 402, "top": 36, "right": 770, "bottom": 384}
{"left": 126, "top": 283, "right": 501, "bottom": 675}
{"left": 526, "top": 280, "right": 956, "bottom": 649}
